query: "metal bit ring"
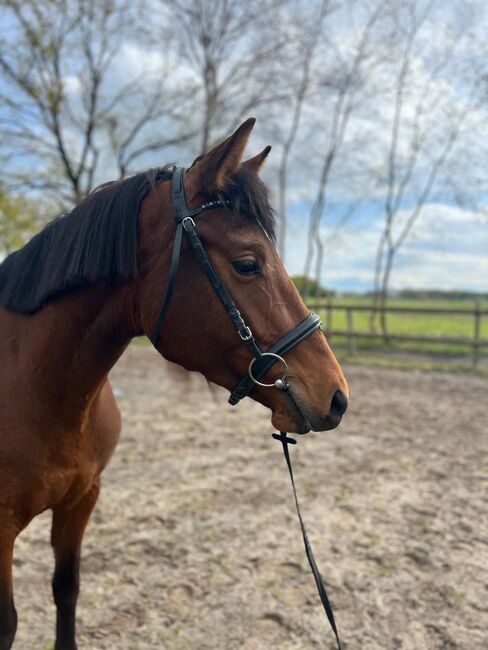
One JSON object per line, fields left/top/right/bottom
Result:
{"left": 248, "top": 353, "right": 288, "bottom": 389}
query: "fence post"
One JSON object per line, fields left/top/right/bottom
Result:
{"left": 346, "top": 307, "right": 356, "bottom": 355}
{"left": 473, "top": 302, "right": 481, "bottom": 368}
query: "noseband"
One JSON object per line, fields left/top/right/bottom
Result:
{"left": 149, "top": 166, "right": 342, "bottom": 650}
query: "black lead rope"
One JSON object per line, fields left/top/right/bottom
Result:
{"left": 272, "top": 431, "right": 343, "bottom": 650}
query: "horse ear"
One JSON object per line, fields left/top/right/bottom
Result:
{"left": 190, "top": 117, "right": 256, "bottom": 193}
{"left": 242, "top": 146, "right": 271, "bottom": 172}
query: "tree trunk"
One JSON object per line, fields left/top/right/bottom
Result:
{"left": 277, "top": 153, "right": 287, "bottom": 261}
{"left": 379, "top": 246, "right": 395, "bottom": 343}
{"left": 370, "top": 230, "right": 386, "bottom": 333}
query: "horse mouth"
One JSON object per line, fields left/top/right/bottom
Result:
{"left": 281, "top": 383, "right": 312, "bottom": 434}
{"left": 314, "top": 413, "right": 343, "bottom": 431}
{"left": 284, "top": 382, "right": 343, "bottom": 433}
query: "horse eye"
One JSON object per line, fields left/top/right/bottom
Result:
{"left": 232, "top": 259, "right": 261, "bottom": 275}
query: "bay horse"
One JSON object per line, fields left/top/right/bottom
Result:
{"left": 0, "top": 118, "right": 348, "bottom": 650}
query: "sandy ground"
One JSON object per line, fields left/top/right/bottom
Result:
{"left": 12, "top": 346, "right": 488, "bottom": 650}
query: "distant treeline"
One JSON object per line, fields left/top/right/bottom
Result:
{"left": 365, "top": 289, "right": 488, "bottom": 301}
{"left": 291, "top": 278, "right": 487, "bottom": 302}
{"left": 291, "top": 276, "right": 335, "bottom": 298}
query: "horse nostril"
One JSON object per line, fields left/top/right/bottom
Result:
{"left": 330, "top": 389, "right": 348, "bottom": 417}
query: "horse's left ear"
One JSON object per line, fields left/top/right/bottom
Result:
{"left": 243, "top": 146, "right": 272, "bottom": 172}
{"left": 188, "top": 118, "right": 256, "bottom": 195}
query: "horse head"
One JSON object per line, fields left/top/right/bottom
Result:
{"left": 137, "top": 118, "right": 348, "bottom": 434}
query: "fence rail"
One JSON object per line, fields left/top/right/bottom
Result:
{"left": 306, "top": 301, "right": 488, "bottom": 367}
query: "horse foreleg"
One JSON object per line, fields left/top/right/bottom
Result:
{"left": 51, "top": 479, "right": 100, "bottom": 650}
{"left": 0, "top": 525, "right": 17, "bottom": 650}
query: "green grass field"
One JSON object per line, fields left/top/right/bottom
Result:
{"left": 306, "top": 297, "right": 488, "bottom": 370}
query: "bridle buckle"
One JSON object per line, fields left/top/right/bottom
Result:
{"left": 238, "top": 325, "right": 253, "bottom": 341}
{"left": 182, "top": 216, "right": 196, "bottom": 230}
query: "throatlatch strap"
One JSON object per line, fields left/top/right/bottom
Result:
{"left": 272, "top": 432, "right": 343, "bottom": 650}
{"left": 150, "top": 221, "right": 184, "bottom": 345}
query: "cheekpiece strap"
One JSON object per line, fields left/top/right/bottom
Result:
{"left": 150, "top": 166, "right": 253, "bottom": 348}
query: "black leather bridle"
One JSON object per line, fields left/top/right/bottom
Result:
{"left": 150, "top": 166, "right": 343, "bottom": 650}
{"left": 150, "top": 166, "right": 322, "bottom": 406}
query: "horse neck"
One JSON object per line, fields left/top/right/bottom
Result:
{"left": 18, "top": 282, "right": 139, "bottom": 420}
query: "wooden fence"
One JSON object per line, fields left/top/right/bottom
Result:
{"left": 306, "top": 301, "right": 488, "bottom": 367}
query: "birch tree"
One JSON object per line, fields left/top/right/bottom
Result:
{"left": 301, "top": 0, "right": 386, "bottom": 298}
{"left": 370, "top": 0, "right": 485, "bottom": 336}
{"left": 275, "top": 0, "right": 331, "bottom": 261}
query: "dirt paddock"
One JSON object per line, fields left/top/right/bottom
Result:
{"left": 13, "top": 346, "right": 488, "bottom": 649}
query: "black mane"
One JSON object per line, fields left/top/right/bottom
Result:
{"left": 222, "top": 166, "right": 276, "bottom": 243}
{"left": 0, "top": 168, "right": 172, "bottom": 314}
{"left": 0, "top": 164, "right": 275, "bottom": 315}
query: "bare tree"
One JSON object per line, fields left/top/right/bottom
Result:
{"left": 159, "top": 0, "right": 289, "bottom": 154}
{"left": 0, "top": 0, "right": 191, "bottom": 207}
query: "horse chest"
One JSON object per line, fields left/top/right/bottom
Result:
{"left": 43, "top": 392, "right": 121, "bottom": 508}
